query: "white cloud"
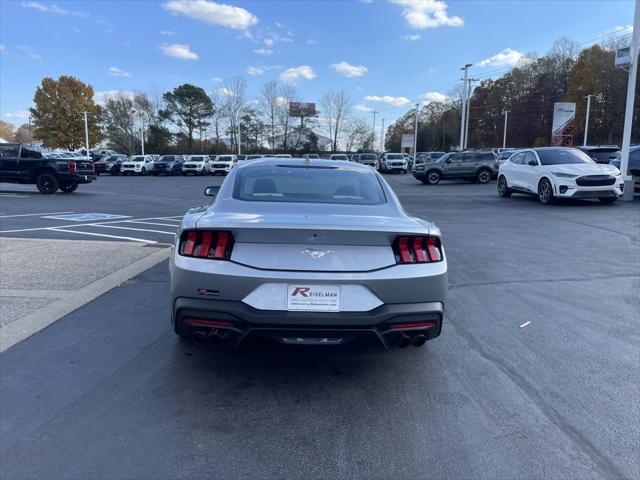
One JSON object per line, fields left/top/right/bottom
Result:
{"left": 4, "top": 110, "right": 31, "bottom": 120}
{"left": 364, "top": 95, "right": 411, "bottom": 107}
{"left": 163, "top": 0, "right": 258, "bottom": 30}
{"left": 0, "top": 44, "right": 6, "bottom": 53}
{"left": 400, "top": 33, "right": 421, "bottom": 41}
{"left": 330, "top": 61, "right": 368, "bottom": 78}
{"left": 17, "top": 46, "right": 40, "bottom": 60}
{"left": 211, "top": 77, "right": 223, "bottom": 82}
{"left": 420, "top": 91, "right": 448, "bottom": 103}
{"left": 108, "top": 66, "right": 131, "bottom": 77}
{"left": 264, "top": 38, "right": 275, "bottom": 46}
{"left": 275, "top": 96, "right": 288, "bottom": 106}
{"left": 246, "top": 66, "right": 264, "bottom": 75}
{"left": 94, "top": 90, "right": 134, "bottom": 105}
{"left": 215, "top": 86, "right": 233, "bottom": 96}
{"left": 355, "top": 104, "right": 374, "bottom": 113}
{"left": 254, "top": 48, "right": 273, "bottom": 56}
{"left": 306, "top": 39, "right": 319, "bottom": 45}
{"left": 605, "top": 24, "right": 633, "bottom": 35}
{"left": 280, "top": 65, "right": 316, "bottom": 83}
{"left": 477, "top": 48, "right": 523, "bottom": 67}
{"left": 21, "top": 1, "right": 87, "bottom": 17}
{"left": 161, "top": 43, "right": 199, "bottom": 60}
{"left": 390, "top": 0, "right": 463, "bottom": 29}
{"left": 161, "top": 30, "right": 176, "bottom": 36}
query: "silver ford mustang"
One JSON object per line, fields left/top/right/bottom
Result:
{"left": 170, "top": 158, "right": 447, "bottom": 349}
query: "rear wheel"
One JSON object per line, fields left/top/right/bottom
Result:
{"left": 538, "top": 178, "right": 554, "bottom": 204}
{"left": 59, "top": 182, "right": 78, "bottom": 193}
{"left": 498, "top": 176, "right": 512, "bottom": 197}
{"left": 425, "top": 170, "right": 441, "bottom": 185}
{"left": 477, "top": 168, "right": 492, "bottom": 184}
{"left": 599, "top": 197, "right": 617, "bottom": 204}
{"left": 140, "top": 167, "right": 146, "bottom": 176}
{"left": 36, "top": 172, "right": 59, "bottom": 194}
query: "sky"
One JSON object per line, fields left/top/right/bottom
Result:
{"left": 0, "top": 0, "right": 635, "bottom": 132}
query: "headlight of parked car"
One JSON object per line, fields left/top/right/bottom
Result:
{"left": 551, "top": 172, "right": 579, "bottom": 178}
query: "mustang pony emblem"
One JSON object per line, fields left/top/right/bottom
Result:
{"left": 300, "top": 248, "right": 334, "bottom": 260}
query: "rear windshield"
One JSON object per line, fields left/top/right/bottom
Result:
{"left": 387, "top": 154, "right": 404, "bottom": 160}
{"left": 537, "top": 149, "right": 594, "bottom": 165}
{"left": 233, "top": 165, "right": 386, "bottom": 205}
{"left": 359, "top": 154, "right": 377, "bottom": 160}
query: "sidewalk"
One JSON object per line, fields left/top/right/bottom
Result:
{"left": 0, "top": 237, "right": 170, "bottom": 351}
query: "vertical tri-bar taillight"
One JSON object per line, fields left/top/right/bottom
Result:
{"left": 179, "top": 230, "right": 234, "bottom": 260}
{"left": 392, "top": 236, "right": 443, "bottom": 264}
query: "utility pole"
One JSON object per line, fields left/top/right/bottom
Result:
{"left": 83, "top": 111, "right": 90, "bottom": 160}
{"left": 413, "top": 103, "right": 419, "bottom": 157}
{"left": 459, "top": 64, "right": 472, "bottom": 150}
{"left": 620, "top": 0, "right": 639, "bottom": 201}
{"left": 371, "top": 110, "right": 378, "bottom": 151}
{"left": 140, "top": 122, "right": 145, "bottom": 155}
{"left": 502, "top": 110, "right": 509, "bottom": 149}
{"left": 380, "top": 118, "right": 385, "bottom": 152}
{"left": 583, "top": 94, "right": 593, "bottom": 146}
{"left": 464, "top": 78, "right": 479, "bottom": 149}
{"left": 28, "top": 115, "right": 33, "bottom": 143}
{"left": 237, "top": 119, "right": 241, "bottom": 155}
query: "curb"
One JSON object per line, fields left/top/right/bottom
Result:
{"left": 0, "top": 247, "right": 171, "bottom": 352}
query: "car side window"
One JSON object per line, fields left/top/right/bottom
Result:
{"left": 0, "top": 145, "right": 19, "bottom": 157}
{"left": 20, "top": 147, "right": 43, "bottom": 159}
{"left": 451, "top": 154, "right": 463, "bottom": 163}
{"left": 630, "top": 149, "right": 640, "bottom": 162}
{"left": 524, "top": 151, "right": 538, "bottom": 165}
{"left": 510, "top": 153, "right": 524, "bottom": 164}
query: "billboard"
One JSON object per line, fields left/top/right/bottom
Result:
{"left": 289, "top": 102, "right": 316, "bottom": 117}
{"left": 400, "top": 134, "right": 415, "bottom": 149}
{"left": 551, "top": 102, "right": 576, "bottom": 147}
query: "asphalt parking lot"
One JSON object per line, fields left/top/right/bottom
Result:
{"left": 1, "top": 174, "right": 639, "bottom": 479}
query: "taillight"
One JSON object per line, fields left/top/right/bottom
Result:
{"left": 69, "top": 161, "right": 77, "bottom": 175}
{"left": 178, "top": 230, "right": 234, "bottom": 260}
{"left": 392, "top": 236, "right": 443, "bottom": 264}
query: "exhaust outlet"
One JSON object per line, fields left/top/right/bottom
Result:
{"left": 208, "top": 329, "right": 226, "bottom": 346}
{"left": 413, "top": 334, "right": 427, "bottom": 347}
{"left": 191, "top": 330, "right": 208, "bottom": 346}
{"left": 397, "top": 333, "right": 411, "bottom": 348}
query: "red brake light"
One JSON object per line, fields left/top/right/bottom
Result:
{"left": 393, "top": 236, "right": 443, "bottom": 264}
{"left": 69, "top": 161, "right": 77, "bottom": 175}
{"left": 179, "top": 230, "right": 234, "bottom": 260}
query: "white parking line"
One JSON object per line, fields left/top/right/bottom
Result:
{"left": 0, "top": 215, "right": 183, "bottom": 234}
{"left": 124, "top": 220, "right": 179, "bottom": 228}
{"left": 46, "top": 228, "right": 157, "bottom": 243}
{"left": 0, "top": 211, "right": 74, "bottom": 218}
{"left": 90, "top": 224, "right": 175, "bottom": 235}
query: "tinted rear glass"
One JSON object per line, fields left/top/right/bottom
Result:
{"left": 537, "top": 149, "right": 594, "bottom": 165}
{"left": 234, "top": 165, "right": 386, "bottom": 205}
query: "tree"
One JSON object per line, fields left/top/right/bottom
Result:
{"left": 344, "top": 118, "right": 371, "bottom": 152}
{"left": 0, "top": 120, "right": 15, "bottom": 140}
{"left": 161, "top": 84, "right": 214, "bottom": 151}
{"left": 276, "top": 84, "right": 297, "bottom": 152}
{"left": 30, "top": 76, "right": 102, "bottom": 150}
{"left": 14, "top": 124, "right": 32, "bottom": 143}
{"left": 320, "top": 89, "right": 352, "bottom": 152}
{"left": 102, "top": 92, "right": 138, "bottom": 155}
{"left": 219, "top": 77, "right": 247, "bottom": 152}
{"left": 260, "top": 80, "right": 279, "bottom": 152}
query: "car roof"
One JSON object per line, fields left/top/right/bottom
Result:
{"left": 234, "top": 157, "right": 374, "bottom": 172}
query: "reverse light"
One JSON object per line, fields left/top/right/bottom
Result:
{"left": 392, "top": 236, "right": 443, "bottom": 264}
{"left": 179, "top": 230, "right": 234, "bottom": 260}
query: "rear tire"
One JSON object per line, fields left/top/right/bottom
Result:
{"left": 36, "top": 172, "right": 59, "bottom": 194}
{"left": 599, "top": 197, "right": 618, "bottom": 204}
{"left": 425, "top": 170, "right": 441, "bottom": 185}
{"left": 538, "top": 178, "right": 554, "bottom": 204}
{"left": 477, "top": 168, "right": 492, "bottom": 184}
{"left": 140, "top": 167, "right": 146, "bottom": 176}
{"left": 59, "top": 182, "right": 78, "bottom": 193}
{"left": 498, "top": 175, "right": 512, "bottom": 197}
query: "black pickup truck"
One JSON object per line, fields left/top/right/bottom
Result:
{"left": 0, "top": 143, "right": 96, "bottom": 194}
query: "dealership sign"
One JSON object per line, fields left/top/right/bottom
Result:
{"left": 400, "top": 134, "right": 415, "bottom": 149}
{"left": 551, "top": 102, "right": 576, "bottom": 147}
{"left": 289, "top": 102, "right": 317, "bottom": 117}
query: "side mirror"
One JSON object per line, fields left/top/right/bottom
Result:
{"left": 445, "top": 159, "right": 452, "bottom": 164}
{"left": 204, "top": 186, "right": 220, "bottom": 197}
{"left": 528, "top": 160, "right": 537, "bottom": 166}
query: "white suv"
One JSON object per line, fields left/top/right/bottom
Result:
{"left": 210, "top": 155, "right": 237, "bottom": 175}
{"left": 380, "top": 153, "right": 408, "bottom": 174}
{"left": 181, "top": 155, "right": 211, "bottom": 175}
{"left": 498, "top": 147, "right": 623, "bottom": 204}
{"left": 121, "top": 155, "right": 155, "bottom": 175}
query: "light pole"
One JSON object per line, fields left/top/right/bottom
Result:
{"left": 583, "top": 94, "right": 593, "bottom": 146}
{"left": 413, "top": 103, "right": 419, "bottom": 157}
{"left": 83, "top": 111, "right": 90, "bottom": 160}
{"left": 502, "top": 110, "right": 509, "bottom": 149}
{"left": 380, "top": 118, "right": 385, "bottom": 152}
{"left": 464, "top": 78, "right": 478, "bottom": 149}
{"left": 459, "top": 64, "right": 472, "bottom": 150}
{"left": 28, "top": 115, "right": 33, "bottom": 143}
{"left": 371, "top": 110, "right": 378, "bottom": 151}
{"left": 619, "top": 0, "right": 639, "bottom": 201}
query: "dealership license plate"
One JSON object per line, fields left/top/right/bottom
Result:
{"left": 287, "top": 285, "right": 340, "bottom": 312}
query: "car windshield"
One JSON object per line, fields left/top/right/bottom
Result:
{"left": 332, "top": 155, "right": 348, "bottom": 160}
{"left": 360, "top": 154, "right": 377, "bottom": 160}
{"left": 431, "top": 152, "right": 445, "bottom": 159}
{"left": 537, "top": 149, "right": 595, "bottom": 165}
{"left": 158, "top": 156, "right": 173, "bottom": 161}
{"left": 217, "top": 156, "right": 233, "bottom": 161}
{"left": 234, "top": 165, "right": 386, "bottom": 205}
{"left": 130, "top": 157, "right": 144, "bottom": 161}
{"left": 191, "top": 156, "right": 205, "bottom": 161}
{"left": 387, "top": 154, "right": 404, "bottom": 160}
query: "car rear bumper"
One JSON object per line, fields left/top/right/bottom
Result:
{"left": 172, "top": 297, "right": 444, "bottom": 348}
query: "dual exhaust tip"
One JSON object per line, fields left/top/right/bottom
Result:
{"left": 398, "top": 332, "right": 428, "bottom": 348}
{"left": 191, "top": 329, "right": 228, "bottom": 346}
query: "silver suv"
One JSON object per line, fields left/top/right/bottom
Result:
{"left": 412, "top": 151, "right": 497, "bottom": 184}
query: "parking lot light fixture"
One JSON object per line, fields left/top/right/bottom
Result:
{"left": 413, "top": 103, "right": 419, "bottom": 157}
{"left": 583, "top": 94, "right": 593, "bottom": 146}
{"left": 83, "top": 111, "right": 90, "bottom": 160}
{"left": 459, "top": 64, "right": 472, "bottom": 150}
{"left": 502, "top": 110, "right": 509, "bottom": 149}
